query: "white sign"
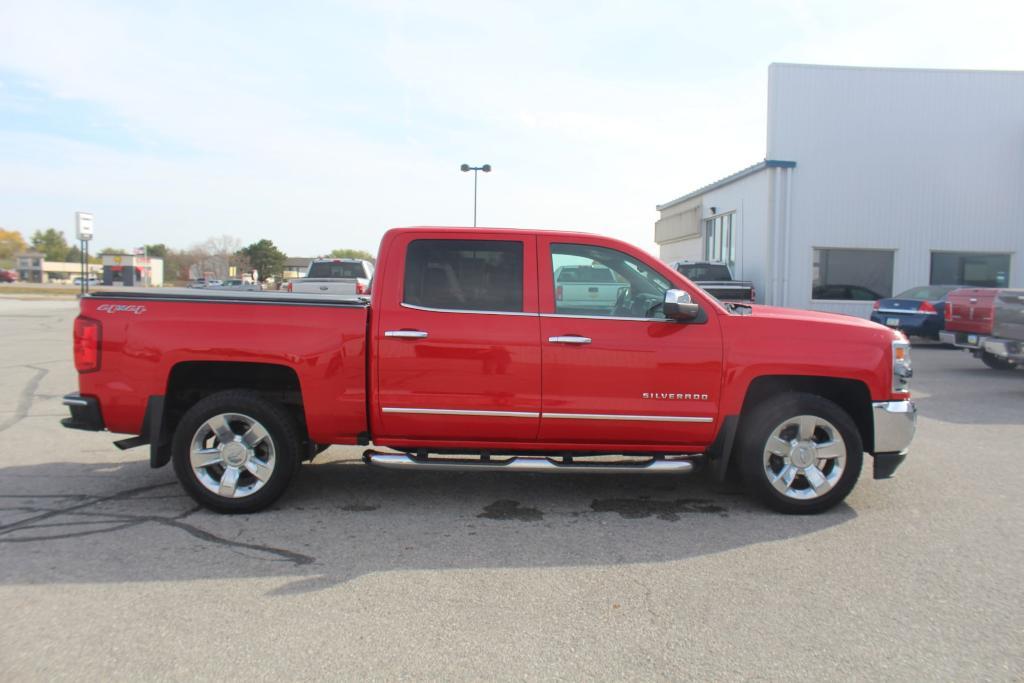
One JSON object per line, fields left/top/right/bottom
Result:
{"left": 76, "top": 212, "right": 94, "bottom": 241}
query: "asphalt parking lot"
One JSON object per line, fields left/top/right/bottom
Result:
{"left": 1, "top": 296, "right": 1022, "bottom": 681}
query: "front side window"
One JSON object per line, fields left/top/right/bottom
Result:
{"left": 812, "top": 248, "right": 893, "bottom": 300}
{"left": 551, "top": 243, "right": 670, "bottom": 318}
{"left": 403, "top": 239, "right": 523, "bottom": 312}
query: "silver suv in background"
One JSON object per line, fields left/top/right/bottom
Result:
{"left": 287, "top": 258, "right": 374, "bottom": 295}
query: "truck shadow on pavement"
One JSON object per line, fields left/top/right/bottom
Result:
{"left": 0, "top": 454, "right": 858, "bottom": 593}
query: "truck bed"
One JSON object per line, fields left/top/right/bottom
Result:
{"left": 78, "top": 289, "right": 370, "bottom": 444}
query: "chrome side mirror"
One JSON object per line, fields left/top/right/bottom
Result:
{"left": 663, "top": 289, "right": 700, "bottom": 321}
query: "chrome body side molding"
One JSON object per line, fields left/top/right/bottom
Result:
{"left": 382, "top": 407, "right": 540, "bottom": 418}
{"left": 381, "top": 407, "right": 713, "bottom": 423}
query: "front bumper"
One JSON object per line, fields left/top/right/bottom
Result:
{"left": 61, "top": 392, "right": 105, "bottom": 431}
{"left": 871, "top": 400, "right": 916, "bottom": 479}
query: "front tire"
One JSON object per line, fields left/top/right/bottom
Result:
{"left": 981, "top": 351, "right": 1018, "bottom": 371}
{"left": 171, "top": 390, "right": 301, "bottom": 513}
{"left": 738, "top": 392, "right": 863, "bottom": 514}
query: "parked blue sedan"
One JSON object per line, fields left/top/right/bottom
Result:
{"left": 870, "top": 285, "right": 960, "bottom": 339}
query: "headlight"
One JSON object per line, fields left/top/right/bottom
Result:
{"left": 892, "top": 340, "right": 912, "bottom": 393}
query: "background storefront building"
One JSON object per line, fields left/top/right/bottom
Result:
{"left": 655, "top": 63, "right": 1023, "bottom": 316}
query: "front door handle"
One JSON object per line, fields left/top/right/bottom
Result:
{"left": 548, "top": 335, "right": 592, "bottom": 345}
{"left": 385, "top": 330, "right": 429, "bottom": 339}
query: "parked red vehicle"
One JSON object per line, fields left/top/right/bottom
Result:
{"left": 0, "top": 268, "right": 18, "bottom": 283}
{"left": 62, "top": 227, "right": 917, "bottom": 514}
{"left": 939, "top": 287, "right": 1017, "bottom": 370}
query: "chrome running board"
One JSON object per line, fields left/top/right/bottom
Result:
{"left": 363, "top": 451, "right": 696, "bottom": 474}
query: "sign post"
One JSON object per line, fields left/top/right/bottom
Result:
{"left": 75, "top": 212, "right": 94, "bottom": 294}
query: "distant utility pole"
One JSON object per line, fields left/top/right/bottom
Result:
{"left": 460, "top": 163, "right": 491, "bottom": 227}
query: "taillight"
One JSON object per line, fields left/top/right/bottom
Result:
{"left": 872, "top": 300, "right": 881, "bottom": 310}
{"left": 556, "top": 285, "right": 563, "bottom": 301}
{"left": 918, "top": 301, "right": 936, "bottom": 314}
{"left": 356, "top": 282, "right": 367, "bottom": 294}
{"left": 945, "top": 303, "right": 953, "bottom": 321}
{"left": 74, "top": 317, "right": 101, "bottom": 373}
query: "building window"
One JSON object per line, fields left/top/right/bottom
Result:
{"left": 930, "top": 252, "right": 1010, "bottom": 287}
{"left": 812, "top": 248, "right": 893, "bottom": 301}
{"left": 704, "top": 213, "right": 735, "bottom": 268}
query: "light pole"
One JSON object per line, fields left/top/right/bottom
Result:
{"left": 460, "top": 163, "right": 491, "bottom": 227}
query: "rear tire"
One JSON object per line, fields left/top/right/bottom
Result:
{"left": 981, "top": 351, "right": 1018, "bottom": 371}
{"left": 738, "top": 392, "right": 863, "bottom": 514}
{"left": 171, "top": 390, "right": 301, "bottom": 513}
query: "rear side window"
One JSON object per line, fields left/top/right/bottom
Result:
{"left": 403, "top": 239, "right": 524, "bottom": 312}
{"left": 307, "top": 262, "right": 368, "bottom": 279}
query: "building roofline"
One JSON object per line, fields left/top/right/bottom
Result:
{"left": 770, "top": 62, "right": 1024, "bottom": 76}
{"left": 656, "top": 159, "right": 796, "bottom": 211}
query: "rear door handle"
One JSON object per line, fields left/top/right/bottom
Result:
{"left": 548, "top": 335, "right": 592, "bottom": 345}
{"left": 385, "top": 330, "right": 428, "bottom": 339}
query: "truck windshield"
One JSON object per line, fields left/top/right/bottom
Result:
{"left": 307, "top": 262, "right": 367, "bottom": 279}
{"left": 676, "top": 263, "right": 732, "bottom": 281}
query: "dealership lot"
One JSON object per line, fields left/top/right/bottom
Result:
{"left": 1, "top": 297, "right": 1022, "bottom": 681}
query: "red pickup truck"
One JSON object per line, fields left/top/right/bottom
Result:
{"left": 62, "top": 227, "right": 917, "bottom": 514}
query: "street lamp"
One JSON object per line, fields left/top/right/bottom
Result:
{"left": 460, "top": 163, "right": 491, "bottom": 227}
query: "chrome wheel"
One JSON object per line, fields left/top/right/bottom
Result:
{"left": 189, "top": 412, "right": 276, "bottom": 499}
{"left": 762, "top": 414, "right": 846, "bottom": 501}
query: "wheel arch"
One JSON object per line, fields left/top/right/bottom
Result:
{"left": 152, "top": 361, "right": 307, "bottom": 468}
{"left": 714, "top": 375, "right": 873, "bottom": 481}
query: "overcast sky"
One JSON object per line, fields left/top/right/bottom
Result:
{"left": 1, "top": 1, "right": 1021, "bottom": 256}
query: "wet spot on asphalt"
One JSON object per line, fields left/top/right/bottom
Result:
{"left": 477, "top": 500, "right": 543, "bottom": 521}
{"left": 339, "top": 504, "right": 378, "bottom": 512}
{"left": 590, "top": 497, "right": 726, "bottom": 521}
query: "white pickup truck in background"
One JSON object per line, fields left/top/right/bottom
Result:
{"left": 554, "top": 264, "right": 626, "bottom": 313}
{"left": 287, "top": 258, "right": 374, "bottom": 295}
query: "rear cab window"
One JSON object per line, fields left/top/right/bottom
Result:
{"left": 308, "top": 261, "right": 369, "bottom": 279}
{"left": 676, "top": 263, "right": 732, "bottom": 281}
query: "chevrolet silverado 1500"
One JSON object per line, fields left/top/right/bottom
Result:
{"left": 62, "top": 227, "right": 917, "bottom": 514}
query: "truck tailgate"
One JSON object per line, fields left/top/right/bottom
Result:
{"left": 945, "top": 288, "right": 997, "bottom": 335}
{"left": 993, "top": 289, "right": 1024, "bottom": 341}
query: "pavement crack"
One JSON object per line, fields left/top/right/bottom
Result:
{"left": 0, "top": 496, "right": 315, "bottom": 565}
{"left": 0, "top": 364, "right": 49, "bottom": 433}
{"left": 0, "top": 482, "right": 176, "bottom": 535}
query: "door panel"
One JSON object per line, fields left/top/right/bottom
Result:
{"left": 539, "top": 316, "right": 721, "bottom": 445}
{"left": 374, "top": 234, "right": 541, "bottom": 442}
{"left": 538, "top": 236, "right": 723, "bottom": 446}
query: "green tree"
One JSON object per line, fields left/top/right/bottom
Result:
{"left": 0, "top": 228, "right": 28, "bottom": 264}
{"left": 328, "top": 248, "right": 375, "bottom": 263}
{"left": 30, "top": 228, "right": 72, "bottom": 261}
{"left": 143, "top": 243, "right": 169, "bottom": 258}
{"left": 237, "top": 239, "right": 286, "bottom": 281}
{"left": 98, "top": 247, "right": 126, "bottom": 255}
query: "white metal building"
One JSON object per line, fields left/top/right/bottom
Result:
{"left": 655, "top": 63, "right": 1024, "bottom": 316}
